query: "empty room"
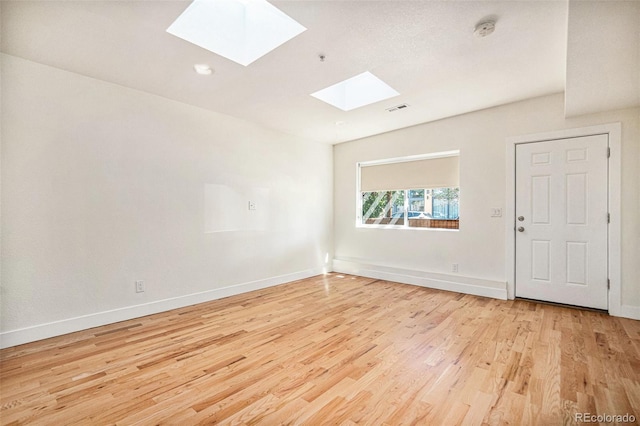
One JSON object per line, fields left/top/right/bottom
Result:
{"left": 1, "top": 0, "right": 639, "bottom": 424}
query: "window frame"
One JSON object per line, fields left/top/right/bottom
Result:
{"left": 355, "top": 150, "right": 460, "bottom": 230}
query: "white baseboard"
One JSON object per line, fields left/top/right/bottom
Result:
{"left": 610, "top": 304, "right": 640, "bottom": 321}
{"left": 0, "top": 268, "right": 323, "bottom": 349}
{"left": 332, "top": 258, "right": 507, "bottom": 300}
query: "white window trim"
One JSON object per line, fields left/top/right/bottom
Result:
{"left": 355, "top": 150, "right": 460, "bottom": 230}
{"left": 358, "top": 150, "right": 460, "bottom": 168}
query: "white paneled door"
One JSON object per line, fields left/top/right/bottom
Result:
{"left": 515, "top": 135, "right": 609, "bottom": 309}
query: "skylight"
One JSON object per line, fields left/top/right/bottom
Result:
{"left": 311, "top": 72, "right": 400, "bottom": 111}
{"left": 167, "top": 0, "right": 306, "bottom": 67}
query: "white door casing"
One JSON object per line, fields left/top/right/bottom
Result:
{"left": 515, "top": 134, "right": 608, "bottom": 309}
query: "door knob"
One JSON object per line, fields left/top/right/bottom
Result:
{"left": 518, "top": 226, "right": 525, "bottom": 232}
{"left": 517, "top": 216, "right": 525, "bottom": 221}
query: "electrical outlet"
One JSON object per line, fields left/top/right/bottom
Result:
{"left": 452, "top": 263, "right": 459, "bottom": 273}
{"left": 135, "top": 280, "right": 145, "bottom": 293}
{"left": 248, "top": 201, "right": 256, "bottom": 211}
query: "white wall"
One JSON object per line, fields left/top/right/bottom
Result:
{"left": 2, "top": 54, "right": 638, "bottom": 349}
{"left": 334, "top": 93, "right": 640, "bottom": 313}
{"left": 0, "top": 54, "right": 333, "bottom": 347}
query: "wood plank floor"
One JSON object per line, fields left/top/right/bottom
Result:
{"left": 1, "top": 273, "right": 639, "bottom": 425}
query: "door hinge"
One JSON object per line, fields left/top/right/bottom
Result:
{"left": 608, "top": 213, "right": 610, "bottom": 223}
{"left": 607, "top": 147, "right": 611, "bottom": 158}
{"left": 607, "top": 279, "right": 610, "bottom": 289}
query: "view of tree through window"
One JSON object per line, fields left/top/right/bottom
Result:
{"left": 361, "top": 187, "right": 459, "bottom": 229}
{"left": 362, "top": 190, "right": 404, "bottom": 221}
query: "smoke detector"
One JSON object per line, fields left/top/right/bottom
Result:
{"left": 474, "top": 21, "right": 496, "bottom": 38}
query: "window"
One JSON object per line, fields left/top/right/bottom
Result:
{"left": 357, "top": 151, "right": 460, "bottom": 230}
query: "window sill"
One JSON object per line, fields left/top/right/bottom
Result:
{"left": 356, "top": 219, "right": 460, "bottom": 231}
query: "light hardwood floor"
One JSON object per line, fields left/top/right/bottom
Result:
{"left": 1, "top": 274, "right": 639, "bottom": 425}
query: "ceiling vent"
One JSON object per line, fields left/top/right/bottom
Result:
{"left": 386, "top": 103, "right": 410, "bottom": 112}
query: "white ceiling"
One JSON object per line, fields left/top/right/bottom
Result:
{"left": 0, "top": 1, "right": 630, "bottom": 145}
{"left": 565, "top": 0, "right": 640, "bottom": 118}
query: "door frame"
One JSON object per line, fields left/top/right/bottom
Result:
{"left": 505, "top": 123, "right": 621, "bottom": 315}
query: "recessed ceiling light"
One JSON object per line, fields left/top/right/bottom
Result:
{"left": 311, "top": 71, "right": 400, "bottom": 111}
{"left": 193, "top": 64, "right": 214, "bottom": 75}
{"left": 167, "top": 0, "right": 306, "bottom": 67}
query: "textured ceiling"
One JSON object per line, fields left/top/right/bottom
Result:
{"left": 565, "top": 0, "right": 640, "bottom": 118}
{"left": 1, "top": 1, "right": 571, "bottom": 144}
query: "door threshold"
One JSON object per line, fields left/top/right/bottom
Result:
{"left": 515, "top": 297, "right": 608, "bottom": 314}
